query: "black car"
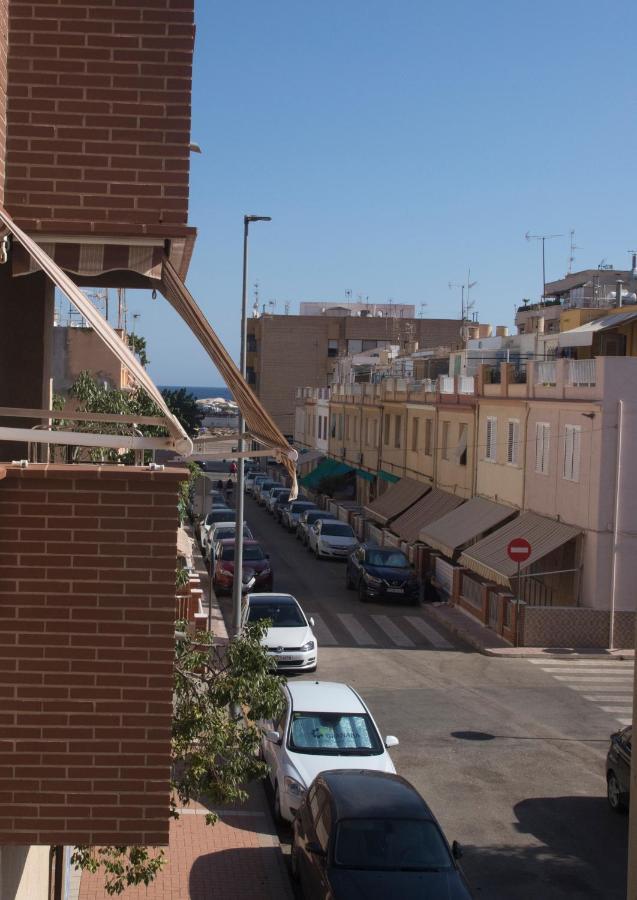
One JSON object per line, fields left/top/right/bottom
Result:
{"left": 607, "top": 725, "right": 631, "bottom": 811}
{"left": 292, "top": 770, "right": 472, "bottom": 900}
{"left": 346, "top": 544, "right": 420, "bottom": 604}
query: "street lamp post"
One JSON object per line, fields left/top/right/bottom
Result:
{"left": 232, "top": 215, "right": 271, "bottom": 637}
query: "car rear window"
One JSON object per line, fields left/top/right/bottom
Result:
{"left": 220, "top": 545, "right": 265, "bottom": 562}
{"left": 366, "top": 551, "right": 409, "bottom": 568}
{"left": 321, "top": 523, "right": 355, "bottom": 538}
{"left": 334, "top": 818, "right": 452, "bottom": 871}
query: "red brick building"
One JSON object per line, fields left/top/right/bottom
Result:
{"left": 0, "top": 2, "right": 197, "bottom": 896}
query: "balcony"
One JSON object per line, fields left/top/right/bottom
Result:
{"left": 567, "top": 359, "right": 596, "bottom": 387}
{"left": 439, "top": 375, "right": 454, "bottom": 394}
{"left": 536, "top": 361, "right": 557, "bottom": 386}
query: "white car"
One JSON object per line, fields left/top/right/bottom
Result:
{"left": 261, "top": 681, "right": 399, "bottom": 823}
{"left": 199, "top": 508, "right": 235, "bottom": 553}
{"left": 243, "top": 593, "right": 317, "bottom": 672}
{"left": 245, "top": 472, "right": 258, "bottom": 493}
{"left": 206, "top": 522, "right": 253, "bottom": 564}
{"left": 282, "top": 500, "right": 316, "bottom": 532}
{"left": 308, "top": 520, "right": 359, "bottom": 559}
{"left": 266, "top": 487, "right": 290, "bottom": 514}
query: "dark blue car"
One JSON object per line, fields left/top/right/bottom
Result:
{"left": 292, "top": 770, "right": 473, "bottom": 900}
{"left": 346, "top": 544, "right": 420, "bottom": 604}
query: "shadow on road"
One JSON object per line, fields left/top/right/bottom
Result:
{"left": 464, "top": 795, "right": 627, "bottom": 899}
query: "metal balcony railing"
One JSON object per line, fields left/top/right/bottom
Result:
{"left": 458, "top": 375, "right": 475, "bottom": 394}
{"left": 568, "top": 359, "right": 596, "bottom": 387}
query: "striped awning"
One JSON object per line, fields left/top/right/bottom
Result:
{"left": 458, "top": 512, "right": 581, "bottom": 586}
{"left": 419, "top": 497, "right": 518, "bottom": 558}
{"left": 391, "top": 488, "right": 464, "bottom": 543}
{"left": 12, "top": 238, "right": 165, "bottom": 279}
{"left": 364, "top": 477, "right": 430, "bottom": 526}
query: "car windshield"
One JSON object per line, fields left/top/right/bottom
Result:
{"left": 366, "top": 551, "right": 409, "bottom": 568}
{"left": 288, "top": 712, "right": 383, "bottom": 755}
{"left": 248, "top": 603, "right": 305, "bottom": 627}
{"left": 334, "top": 818, "right": 453, "bottom": 872}
{"left": 321, "top": 524, "right": 355, "bottom": 538}
{"left": 207, "top": 511, "right": 234, "bottom": 524}
{"left": 220, "top": 546, "right": 266, "bottom": 562}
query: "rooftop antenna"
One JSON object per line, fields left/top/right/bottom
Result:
{"left": 268, "top": 299, "right": 277, "bottom": 314}
{"left": 465, "top": 267, "right": 477, "bottom": 322}
{"left": 419, "top": 302, "right": 428, "bottom": 318}
{"left": 525, "top": 231, "right": 564, "bottom": 301}
{"left": 567, "top": 228, "right": 581, "bottom": 274}
{"left": 284, "top": 301, "right": 290, "bottom": 315}
{"left": 628, "top": 250, "right": 637, "bottom": 279}
{"left": 345, "top": 289, "right": 352, "bottom": 308}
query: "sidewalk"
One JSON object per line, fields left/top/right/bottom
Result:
{"left": 426, "top": 601, "right": 635, "bottom": 661}
{"left": 79, "top": 521, "right": 293, "bottom": 900}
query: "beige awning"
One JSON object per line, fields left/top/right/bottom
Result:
{"left": 0, "top": 205, "right": 192, "bottom": 455}
{"left": 558, "top": 311, "right": 637, "bottom": 348}
{"left": 419, "top": 497, "right": 518, "bottom": 558}
{"left": 391, "top": 487, "right": 464, "bottom": 543}
{"left": 458, "top": 512, "right": 581, "bottom": 586}
{"left": 363, "top": 477, "right": 431, "bottom": 525}
{"left": 159, "top": 259, "right": 298, "bottom": 496}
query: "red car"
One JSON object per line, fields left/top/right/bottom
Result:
{"left": 212, "top": 539, "right": 273, "bottom": 595}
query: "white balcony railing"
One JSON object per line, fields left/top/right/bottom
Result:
{"left": 439, "top": 375, "right": 455, "bottom": 393}
{"left": 458, "top": 375, "right": 475, "bottom": 394}
{"left": 568, "top": 359, "right": 596, "bottom": 387}
{"left": 536, "top": 361, "right": 557, "bottom": 385}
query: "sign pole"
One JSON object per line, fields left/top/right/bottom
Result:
{"left": 515, "top": 560, "right": 521, "bottom": 648}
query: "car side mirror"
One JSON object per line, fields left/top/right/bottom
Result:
{"left": 265, "top": 730, "right": 281, "bottom": 744}
{"left": 309, "top": 617, "right": 315, "bottom": 627}
{"left": 452, "top": 840, "right": 463, "bottom": 860}
{"left": 385, "top": 735, "right": 399, "bottom": 748}
{"left": 306, "top": 841, "right": 326, "bottom": 858}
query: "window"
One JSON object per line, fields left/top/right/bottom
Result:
{"left": 394, "top": 415, "right": 402, "bottom": 449}
{"left": 328, "top": 339, "right": 339, "bottom": 358}
{"left": 535, "top": 422, "right": 550, "bottom": 475}
{"left": 334, "top": 819, "right": 453, "bottom": 871}
{"left": 424, "top": 418, "right": 433, "bottom": 456}
{"left": 372, "top": 419, "right": 378, "bottom": 448}
{"left": 347, "top": 339, "right": 363, "bottom": 353}
{"left": 330, "top": 415, "right": 336, "bottom": 439}
{"left": 485, "top": 416, "right": 497, "bottom": 462}
{"left": 338, "top": 414, "right": 344, "bottom": 440}
{"left": 353, "top": 416, "right": 358, "bottom": 442}
{"left": 457, "top": 423, "right": 468, "bottom": 466}
{"left": 384, "top": 414, "right": 390, "bottom": 445}
{"left": 563, "top": 424, "right": 581, "bottom": 482}
{"left": 365, "top": 418, "right": 370, "bottom": 447}
{"left": 362, "top": 339, "right": 378, "bottom": 351}
{"left": 441, "top": 421, "right": 450, "bottom": 460}
{"left": 507, "top": 419, "right": 520, "bottom": 465}
{"left": 411, "top": 417, "right": 419, "bottom": 452}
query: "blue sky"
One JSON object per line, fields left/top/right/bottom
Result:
{"left": 129, "top": 0, "right": 636, "bottom": 385}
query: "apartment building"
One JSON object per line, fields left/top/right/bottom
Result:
{"left": 248, "top": 311, "right": 468, "bottom": 436}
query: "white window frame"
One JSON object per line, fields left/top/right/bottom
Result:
{"left": 507, "top": 419, "right": 520, "bottom": 466}
{"left": 485, "top": 416, "right": 497, "bottom": 462}
{"left": 424, "top": 418, "right": 433, "bottom": 456}
{"left": 535, "top": 422, "right": 550, "bottom": 475}
{"left": 441, "top": 421, "right": 450, "bottom": 460}
{"left": 563, "top": 424, "right": 581, "bottom": 482}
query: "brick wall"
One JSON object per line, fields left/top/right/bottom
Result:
{"left": 0, "top": 463, "right": 184, "bottom": 846}
{"left": 0, "top": 0, "right": 7, "bottom": 204}
{"left": 4, "top": 0, "right": 195, "bottom": 234}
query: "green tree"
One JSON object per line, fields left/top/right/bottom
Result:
{"left": 128, "top": 333, "right": 149, "bottom": 367}
{"left": 72, "top": 620, "right": 283, "bottom": 895}
{"left": 161, "top": 387, "right": 205, "bottom": 436}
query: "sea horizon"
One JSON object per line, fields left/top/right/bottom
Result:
{"left": 159, "top": 385, "right": 233, "bottom": 401}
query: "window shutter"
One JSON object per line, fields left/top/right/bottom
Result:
{"left": 572, "top": 427, "right": 581, "bottom": 482}
{"left": 535, "top": 422, "right": 549, "bottom": 474}
{"left": 486, "top": 417, "right": 497, "bottom": 461}
{"left": 543, "top": 424, "right": 550, "bottom": 474}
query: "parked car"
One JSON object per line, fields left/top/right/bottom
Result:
{"left": 297, "top": 509, "right": 336, "bottom": 545}
{"left": 308, "top": 520, "right": 358, "bottom": 560}
{"left": 282, "top": 500, "right": 317, "bottom": 532}
{"left": 206, "top": 522, "right": 253, "bottom": 565}
{"left": 265, "top": 486, "right": 289, "bottom": 513}
{"left": 208, "top": 489, "right": 226, "bottom": 505}
{"left": 212, "top": 539, "right": 273, "bottom": 595}
{"left": 254, "top": 479, "right": 277, "bottom": 505}
{"left": 607, "top": 725, "right": 631, "bottom": 812}
{"left": 243, "top": 593, "right": 317, "bottom": 672}
{"left": 260, "top": 681, "right": 398, "bottom": 824}
{"left": 346, "top": 544, "right": 420, "bottom": 604}
{"left": 248, "top": 473, "right": 269, "bottom": 497}
{"left": 198, "top": 506, "right": 233, "bottom": 549}
{"left": 269, "top": 489, "right": 292, "bottom": 517}
{"left": 291, "top": 770, "right": 472, "bottom": 899}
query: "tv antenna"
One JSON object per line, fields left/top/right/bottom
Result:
{"left": 448, "top": 269, "right": 477, "bottom": 321}
{"left": 419, "top": 302, "right": 428, "bottom": 318}
{"left": 268, "top": 299, "right": 277, "bottom": 314}
{"left": 525, "top": 231, "right": 563, "bottom": 300}
{"left": 567, "top": 229, "right": 581, "bottom": 274}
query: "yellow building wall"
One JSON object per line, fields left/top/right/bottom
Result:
{"left": 435, "top": 408, "right": 475, "bottom": 498}
{"left": 475, "top": 401, "right": 526, "bottom": 508}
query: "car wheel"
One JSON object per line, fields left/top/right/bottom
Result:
{"left": 273, "top": 782, "right": 283, "bottom": 825}
{"left": 607, "top": 772, "right": 627, "bottom": 812}
{"left": 358, "top": 580, "right": 368, "bottom": 603}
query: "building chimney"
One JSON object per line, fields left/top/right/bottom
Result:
{"left": 616, "top": 279, "right": 624, "bottom": 307}
{"left": 495, "top": 325, "right": 509, "bottom": 337}
{"left": 632, "top": 253, "right": 637, "bottom": 279}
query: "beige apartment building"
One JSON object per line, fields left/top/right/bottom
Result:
{"left": 248, "top": 312, "right": 467, "bottom": 436}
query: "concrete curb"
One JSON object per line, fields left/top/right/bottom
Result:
{"left": 426, "top": 602, "right": 635, "bottom": 661}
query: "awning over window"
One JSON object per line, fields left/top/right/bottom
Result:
{"left": 558, "top": 311, "right": 637, "bottom": 347}
{"left": 12, "top": 238, "right": 165, "bottom": 280}
{"left": 159, "top": 259, "right": 298, "bottom": 495}
{"left": 419, "top": 497, "right": 518, "bottom": 558}
{"left": 458, "top": 512, "right": 581, "bottom": 586}
{"left": 299, "top": 457, "right": 352, "bottom": 488}
{"left": 390, "top": 487, "right": 464, "bottom": 543}
{"left": 0, "top": 206, "right": 191, "bottom": 455}
{"left": 364, "top": 477, "right": 431, "bottom": 526}
{"left": 378, "top": 469, "right": 400, "bottom": 483}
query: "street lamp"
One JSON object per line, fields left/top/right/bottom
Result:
{"left": 232, "top": 215, "right": 271, "bottom": 637}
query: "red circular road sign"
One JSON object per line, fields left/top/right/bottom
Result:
{"left": 507, "top": 538, "right": 532, "bottom": 563}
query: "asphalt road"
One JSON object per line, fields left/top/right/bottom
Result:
{"left": 214, "top": 493, "right": 630, "bottom": 900}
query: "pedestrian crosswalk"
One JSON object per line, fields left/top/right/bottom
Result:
{"left": 308, "top": 609, "right": 455, "bottom": 651}
{"left": 528, "top": 658, "right": 634, "bottom": 726}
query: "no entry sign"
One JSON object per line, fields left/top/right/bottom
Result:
{"left": 507, "top": 538, "right": 532, "bottom": 563}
